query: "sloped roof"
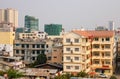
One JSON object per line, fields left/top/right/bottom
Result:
{"left": 72, "top": 30, "right": 114, "bottom": 38}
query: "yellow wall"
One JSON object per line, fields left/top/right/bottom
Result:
{"left": 0, "top": 32, "right": 15, "bottom": 44}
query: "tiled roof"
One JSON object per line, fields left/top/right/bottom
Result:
{"left": 72, "top": 30, "right": 114, "bottom": 38}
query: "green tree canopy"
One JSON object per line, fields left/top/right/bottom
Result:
{"left": 34, "top": 53, "right": 47, "bottom": 65}
{"left": 6, "top": 69, "right": 24, "bottom": 79}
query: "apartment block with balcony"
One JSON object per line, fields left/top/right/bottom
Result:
{"left": 13, "top": 38, "right": 47, "bottom": 64}
{"left": 72, "top": 30, "right": 114, "bottom": 76}
{"left": 63, "top": 31, "right": 91, "bottom": 74}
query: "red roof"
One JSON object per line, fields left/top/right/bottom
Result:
{"left": 72, "top": 30, "right": 114, "bottom": 38}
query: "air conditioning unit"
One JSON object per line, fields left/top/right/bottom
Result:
{"left": 71, "top": 59, "right": 73, "bottom": 62}
{"left": 71, "top": 41, "right": 73, "bottom": 45}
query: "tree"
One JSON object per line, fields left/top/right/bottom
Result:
{"left": 77, "top": 71, "right": 88, "bottom": 78}
{"left": 6, "top": 69, "right": 24, "bottom": 79}
{"left": 54, "top": 73, "right": 72, "bottom": 79}
{"left": 34, "top": 53, "right": 47, "bottom": 65}
{"left": 110, "top": 75, "right": 117, "bottom": 79}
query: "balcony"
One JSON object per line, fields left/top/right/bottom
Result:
{"left": 92, "top": 56, "right": 101, "bottom": 59}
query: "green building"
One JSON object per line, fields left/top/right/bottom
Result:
{"left": 44, "top": 24, "right": 62, "bottom": 36}
{"left": 24, "top": 15, "right": 39, "bottom": 33}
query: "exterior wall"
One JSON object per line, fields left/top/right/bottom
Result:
{"left": 46, "top": 47, "right": 63, "bottom": 64}
{"left": 19, "top": 33, "right": 37, "bottom": 40}
{"left": 91, "top": 36, "right": 114, "bottom": 75}
{"left": 63, "top": 32, "right": 91, "bottom": 73}
{"left": 0, "top": 32, "right": 15, "bottom": 56}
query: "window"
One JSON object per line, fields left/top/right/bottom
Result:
{"left": 21, "top": 44, "right": 25, "bottom": 48}
{"left": 48, "top": 57, "right": 51, "bottom": 60}
{"left": 105, "top": 52, "right": 110, "bottom": 56}
{"left": 26, "top": 44, "right": 29, "bottom": 48}
{"left": 66, "top": 38, "right": 70, "bottom": 43}
{"left": 74, "top": 57, "right": 79, "bottom": 60}
{"left": 32, "top": 50, "right": 35, "bottom": 54}
{"left": 75, "top": 66, "right": 79, "bottom": 70}
{"left": 37, "top": 44, "right": 40, "bottom": 48}
{"left": 102, "top": 38, "right": 104, "bottom": 42}
{"left": 74, "top": 39, "right": 79, "bottom": 43}
{"left": 106, "top": 38, "right": 110, "bottom": 41}
{"left": 66, "top": 56, "right": 70, "bottom": 60}
{"left": 66, "top": 66, "right": 70, "bottom": 69}
{"left": 37, "top": 50, "right": 40, "bottom": 54}
{"left": 106, "top": 61, "right": 110, "bottom": 64}
{"left": 94, "top": 60, "right": 99, "bottom": 64}
{"left": 54, "top": 56, "right": 57, "bottom": 58}
{"left": 46, "top": 44, "right": 49, "bottom": 48}
{"left": 16, "top": 44, "right": 20, "bottom": 46}
{"left": 32, "top": 57, "right": 35, "bottom": 60}
{"left": 105, "top": 44, "right": 110, "bottom": 49}
{"left": 94, "top": 38, "right": 99, "bottom": 41}
{"left": 41, "top": 44, "right": 45, "bottom": 48}
{"left": 94, "top": 52, "right": 99, "bottom": 56}
{"left": 66, "top": 48, "right": 70, "bottom": 51}
{"left": 75, "top": 48, "right": 79, "bottom": 51}
{"left": 16, "top": 50, "right": 19, "bottom": 54}
{"left": 93, "top": 44, "right": 99, "bottom": 48}
{"left": 32, "top": 44, "right": 35, "bottom": 48}
{"left": 21, "top": 50, "right": 25, "bottom": 54}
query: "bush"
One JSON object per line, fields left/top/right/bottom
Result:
{"left": 110, "top": 75, "right": 117, "bottom": 79}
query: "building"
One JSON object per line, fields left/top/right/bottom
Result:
{"left": 13, "top": 38, "right": 47, "bottom": 64}
{"left": 0, "top": 23, "right": 15, "bottom": 56}
{"left": 0, "top": 56, "right": 25, "bottom": 71}
{"left": 63, "top": 30, "right": 114, "bottom": 75}
{"left": 46, "top": 38, "right": 63, "bottom": 64}
{"left": 63, "top": 31, "right": 91, "bottom": 74}
{"left": 108, "top": 21, "right": 114, "bottom": 31}
{"left": 44, "top": 24, "right": 62, "bottom": 36}
{"left": 0, "top": 8, "right": 18, "bottom": 29}
{"left": 24, "top": 15, "right": 39, "bottom": 33}
{"left": 95, "top": 26, "right": 108, "bottom": 31}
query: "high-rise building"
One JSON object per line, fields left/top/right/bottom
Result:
{"left": 24, "top": 15, "right": 39, "bottom": 33}
{"left": 108, "top": 21, "right": 114, "bottom": 31}
{"left": 0, "top": 8, "right": 18, "bottom": 29}
{"left": 44, "top": 24, "right": 62, "bottom": 36}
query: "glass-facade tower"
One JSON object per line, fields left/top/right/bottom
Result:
{"left": 44, "top": 24, "right": 62, "bottom": 36}
{"left": 24, "top": 15, "right": 39, "bottom": 33}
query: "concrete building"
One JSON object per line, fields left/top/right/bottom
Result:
{"left": 18, "top": 31, "right": 47, "bottom": 40}
{"left": 13, "top": 38, "right": 47, "bottom": 63}
{"left": 0, "top": 8, "right": 18, "bottom": 29}
{"left": 0, "top": 23, "right": 15, "bottom": 56}
{"left": 63, "top": 30, "right": 114, "bottom": 75}
{"left": 24, "top": 15, "right": 39, "bottom": 33}
{"left": 108, "top": 21, "right": 114, "bottom": 31}
{"left": 0, "top": 56, "right": 25, "bottom": 71}
{"left": 46, "top": 38, "right": 63, "bottom": 64}
{"left": 44, "top": 24, "right": 62, "bottom": 36}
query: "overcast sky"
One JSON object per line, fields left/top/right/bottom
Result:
{"left": 1, "top": 0, "right": 120, "bottom": 31}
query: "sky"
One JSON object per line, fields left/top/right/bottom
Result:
{"left": 1, "top": 0, "right": 120, "bottom": 31}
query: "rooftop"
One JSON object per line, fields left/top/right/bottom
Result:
{"left": 72, "top": 30, "right": 114, "bottom": 38}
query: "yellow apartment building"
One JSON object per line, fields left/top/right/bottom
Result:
{"left": 63, "top": 30, "right": 114, "bottom": 76}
